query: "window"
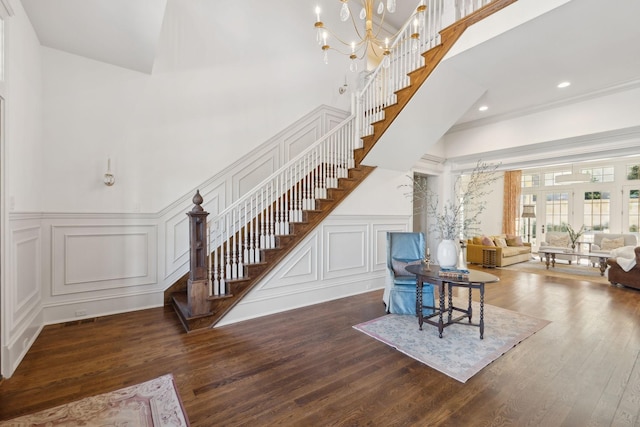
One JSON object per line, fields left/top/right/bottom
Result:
{"left": 544, "top": 171, "right": 574, "bottom": 186}
{"left": 545, "top": 192, "right": 569, "bottom": 231}
{"left": 521, "top": 173, "right": 540, "bottom": 188}
{"left": 583, "top": 191, "right": 610, "bottom": 232}
{"left": 627, "top": 164, "right": 640, "bottom": 180}
{"left": 629, "top": 189, "right": 639, "bottom": 233}
{"left": 581, "top": 166, "right": 614, "bottom": 183}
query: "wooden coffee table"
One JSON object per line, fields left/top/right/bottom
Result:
{"left": 586, "top": 252, "right": 609, "bottom": 276}
{"left": 539, "top": 248, "right": 580, "bottom": 269}
{"left": 406, "top": 264, "right": 499, "bottom": 339}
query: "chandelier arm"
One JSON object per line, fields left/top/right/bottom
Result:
{"left": 321, "top": 27, "right": 365, "bottom": 50}
{"left": 325, "top": 44, "right": 366, "bottom": 57}
{"left": 347, "top": 4, "right": 366, "bottom": 41}
{"left": 372, "top": 10, "right": 420, "bottom": 49}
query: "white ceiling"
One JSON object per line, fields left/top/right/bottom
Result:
{"left": 20, "top": 0, "right": 167, "bottom": 74}
{"left": 18, "top": 0, "right": 640, "bottom": 127}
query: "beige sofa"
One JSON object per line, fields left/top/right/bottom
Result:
{"left": 591, "top": 233, "right": 638, "bottom": 252}
{"left": 466, "top": 234, "right": 532, "bottom": 267}
{"left": 539, "top": 231, "right": 576, "bottom": 264}
{"left": 589, "top": 233, "right": 638, "bottom": 265}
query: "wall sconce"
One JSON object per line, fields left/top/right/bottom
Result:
{"left": 338, "top": 76, "right": 348, "bottom": 95}
{"left": 104, "top": 158, "right": 115, "bottom": 186}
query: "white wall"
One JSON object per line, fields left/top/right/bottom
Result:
{"left": 5, "top": 0, "right": 43, "bottom": 212}
{"left": 1, "top": 0, "right": 45, "bottom": 378}
{"left": 37, "top": 0, "right": 360, "bottom": 214}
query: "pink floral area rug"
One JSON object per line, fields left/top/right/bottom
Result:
{"left": 354, "top": 301, "right": 550, "bottom": 383}
{"left": 0, "top": 374, "right": 189, "bottom": 426}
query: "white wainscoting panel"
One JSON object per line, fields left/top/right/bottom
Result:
{"left": 283, "top": 116, "right": 323, "bottom": 160}
{"left": 325, "top": 109, "right": 350, "bottom": 131}
{"left": 323, "top": 224, "right": 368, "bottom": 279}
{"left": 271, "top": 236, "right": 318, "bottom": 286}
{"left": 249, "top": 235, "right": 319, "bottom": 294}
{"left": 10, "top": 225, "right": 41, "bottom": 332}
{"left": 4, "top": 218, "right": 45, "bottom": 379}
{"left": 51, "top": 225, "right": 157, "bottom": 295}
{"left": 232, "top": 145, "right": 279, "bottom": 200}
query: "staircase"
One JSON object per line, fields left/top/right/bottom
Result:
{"left": 168, "top": 0, "right": 517, "bottom": 332}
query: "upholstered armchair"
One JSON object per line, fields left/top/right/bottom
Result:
{"left": 607, "top": 246, "right": 640, "bottom": 290}
{"left": 382, "top": 232, "right": 435, "bottom": 315}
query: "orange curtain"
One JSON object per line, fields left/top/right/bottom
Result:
{"left": 502, "top": 170, "right": 522, "bottom": 235}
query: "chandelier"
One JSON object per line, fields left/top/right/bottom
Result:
{"left": 314, "top": 0, "right": 426, "bottom": 72}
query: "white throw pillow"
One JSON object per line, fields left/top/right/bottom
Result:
{"left": 549, "top": 234, "right": 569, "bottom": 247}
{"left": 601, "top": 236, "right": 625, "bottom": 251}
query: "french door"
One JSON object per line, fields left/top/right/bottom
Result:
{"left": 622, "top": 184, "right": 640, "bottom": 236}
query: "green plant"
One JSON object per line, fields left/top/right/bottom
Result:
{"left": 563, "top": 223, "right": 585, "bottom": 245}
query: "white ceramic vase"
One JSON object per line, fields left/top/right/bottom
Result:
{"left": 437, "top": 239, "right": 458, "bottom": 268}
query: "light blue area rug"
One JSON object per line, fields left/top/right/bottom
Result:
{"left": 353, "top": 301, "right": 550, "bottom": 383}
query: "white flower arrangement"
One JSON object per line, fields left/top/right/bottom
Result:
{"left": 404, "top": 161, "right": 500, "bottom": 241}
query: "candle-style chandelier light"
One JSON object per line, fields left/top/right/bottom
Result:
{"left": 314, "top": 0, "right": 426, "bottom": 72}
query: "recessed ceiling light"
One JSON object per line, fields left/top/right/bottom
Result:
{"left": 557, "top": 81, "right": 571, "bottom": 88}
{"left": 478, "top": 105, "right": 488, "bottom": 112}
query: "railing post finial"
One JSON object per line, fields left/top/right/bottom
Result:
{"left": 192, "top": 189, "right": 204, "bottom": 212}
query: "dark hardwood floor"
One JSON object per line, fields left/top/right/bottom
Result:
{"left": 1, "top": 266, "right": 639, "bottom": 426}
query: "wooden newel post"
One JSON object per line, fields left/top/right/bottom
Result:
{"left": 187, "top": 190, "right": 211, "bottom": 316}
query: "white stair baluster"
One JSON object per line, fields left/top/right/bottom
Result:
{"left": 269, "top": 181, "right": 276, "bottom": 248}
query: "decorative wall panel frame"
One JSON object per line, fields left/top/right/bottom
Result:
{"left": 51, "top": 224, "right": 157, "bottom": 295}
{"left": 322, "top": 223, "right": 369, "bottom": 279}
{"left": 9, "top": 225, "right": 41, "bottom": 331}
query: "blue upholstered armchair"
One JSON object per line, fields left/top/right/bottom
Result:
{"left": 382, "top": 232, "right": 435, "bottom": 315}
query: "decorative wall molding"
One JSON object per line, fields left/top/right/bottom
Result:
{"left": 283, "top": 117, "right": 322, "bottom": 160}
{"left": 231, "top": 146, "right": 279, "bottom": 201}
{"left": 323, "top": 224, "right": 368, "bottom": 279}
{"left": 9, "top": 225, "right": 41, "bottom": 333}
{"left": 51, "top": 225, "right": 157, "bottom": 296}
